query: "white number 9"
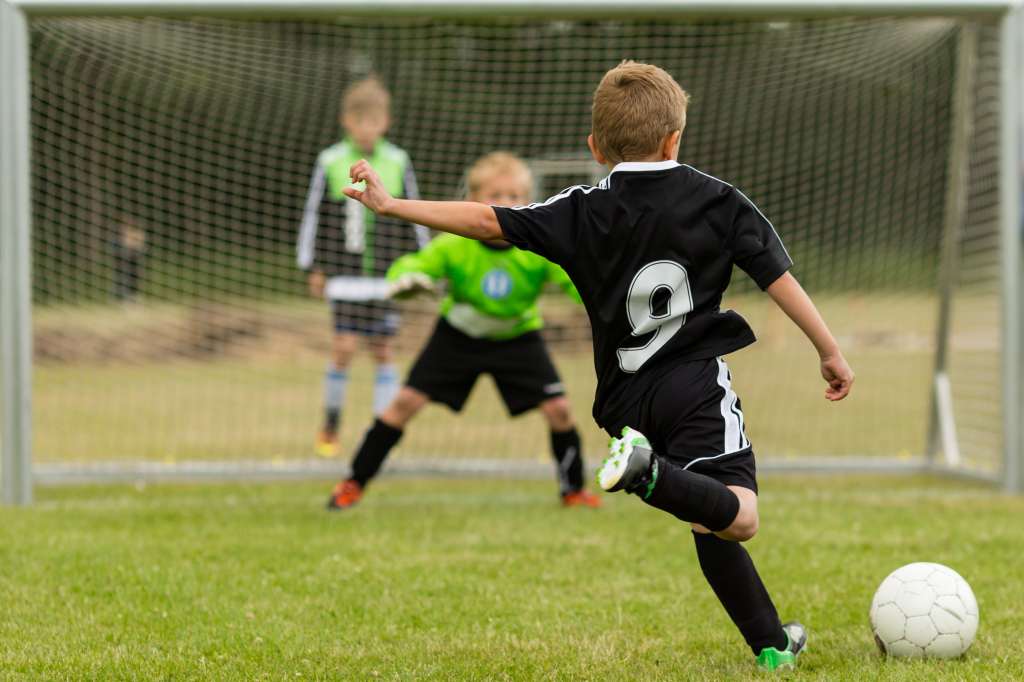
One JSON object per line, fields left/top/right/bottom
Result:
{"left": 617, "top": 260, "right": 693, "bottom": 373}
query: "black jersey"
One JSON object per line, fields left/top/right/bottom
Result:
{"left": 493, "top": 160, "right": 792, "bottom": 427}
{"left": 297, "top": 138, "right": 428, "bottom": 281}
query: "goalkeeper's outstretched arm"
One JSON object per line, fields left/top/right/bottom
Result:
{"left": 385, "top": 238, "right": 445, "bottom": 300}
{"left": 345, "top": 160, "right": 502, "bottom": 241}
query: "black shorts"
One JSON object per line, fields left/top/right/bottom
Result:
{"left": 406, "top": 318, "right": 566, "bottom": 416}
{"left": 331, "top": 300, "right": 399, "bottom": 337}
{"left": 605, "top": 357, "right": 758, "bottom": 493}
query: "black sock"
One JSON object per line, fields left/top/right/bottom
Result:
{"left": 641, "top": 456, "right": 740, "bottom": 532}
{"left": 693, "top": 531, "right": 788, "bottom": 655}
{"left": 550, "top": 427, "right": 583, "bottom": 494}
{"left": 349, "top": 419, "right": 403, "bottom": 487}
{"left": 325, "top": 408, "right": 341, "bottom": 433}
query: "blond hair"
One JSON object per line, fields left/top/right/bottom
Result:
{"left": 341, "top": 76, "right": 391, "bottom": 118}
{"left": 465, "top": 151, "right": 533, "bottom": 197}
{"left": 591, "top": 60, "right": 689, "bottom": 165}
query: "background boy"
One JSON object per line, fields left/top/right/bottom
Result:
{"left": 296, "top": 76, "right": 428, "bottom": 457}
{"left": 327, "top": 152, "right": 600, "bottom": 510}
{"left": 111, "top": 215, "right": 145, "bottom": 302}
{"left": 342, "top": 61, "right": 855, "bottom": 671}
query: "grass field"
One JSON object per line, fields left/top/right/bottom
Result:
{"left": 29, "top": 292, "right": 1000, "bottom": 468}
{"left": 0, "top": 475, "right": 1021, "bottom": 680}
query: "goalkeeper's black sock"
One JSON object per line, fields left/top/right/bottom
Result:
{"left": 692, "top": 531, "right": 788, "bottom": 655}
{"left": 640, "top": 456, "right": 740, "bottom": 532}
{"left": 350, "top": 418, "right": 403, "bottom": 487}
{"left": 550, "top": 427, "right": 583, "bottom": 493}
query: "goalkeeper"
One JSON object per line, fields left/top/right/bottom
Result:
{"left": 326, "top": 152, "right": 600, "bottom": 510}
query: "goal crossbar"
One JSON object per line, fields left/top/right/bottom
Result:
{"left": 7, "top": 0, "right": 1021, "bottom": 17}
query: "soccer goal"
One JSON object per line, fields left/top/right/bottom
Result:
{"left": 2, "top": 0, "right": 1022, "bottom": 504}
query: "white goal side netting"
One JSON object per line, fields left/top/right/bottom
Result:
{"left": 21, "top": 15, "right": 1004, "bottom": 477}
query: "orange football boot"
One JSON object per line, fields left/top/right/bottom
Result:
{"left": 326, "top": 479, "right": 363, "bottom": 510}
{"left": 561, "top": 490, "right": 602, "bottom": 508}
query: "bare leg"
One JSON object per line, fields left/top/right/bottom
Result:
{"left": 691, "top": 485, "right": 759, "bottom": 542}
{"left": 379, "top": 386, "right": 429, "bottom": 429}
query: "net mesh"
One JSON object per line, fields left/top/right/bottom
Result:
{"left": 24, "top": 15, "right": 1003, "bottom": 475}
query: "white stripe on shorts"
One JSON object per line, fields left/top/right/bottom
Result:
{"left": 682, "top": 357, "right": 751, "bottom": 471}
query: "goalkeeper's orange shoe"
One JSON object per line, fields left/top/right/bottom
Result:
{"left": 326, "top": 479, "right": 363, "bottom": 511}
{"left": 561, "top": 490, "right": 602, "bottom": 508}
{"left": 315, "top": 430, "right": 340, "bottom": 458}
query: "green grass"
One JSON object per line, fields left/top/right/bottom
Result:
{"left": 1, "top": 476, "right": 1022, "bottom": 680}
{"left": 32, "top": 346, "right": 944, "bottom": 463}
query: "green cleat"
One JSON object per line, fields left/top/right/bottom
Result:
{"left": 596, "top": 426, "right": 656, "bottom": 495}
{"left": 756, "top": 621, "right": 807, "bottom": 672}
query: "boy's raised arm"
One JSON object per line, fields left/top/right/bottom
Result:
{"left": 765, "top": 272, "right": 855, "bottom": 401}
{"left": 345, "top": 160, "right": 502, "bottom": 241}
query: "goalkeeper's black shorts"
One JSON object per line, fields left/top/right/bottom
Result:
{"left": 406, "top": 317, "right": 566, "bottom": 416}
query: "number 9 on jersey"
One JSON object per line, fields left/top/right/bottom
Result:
{"left": 617, "top": 260, "right": 694, "bottom": 373}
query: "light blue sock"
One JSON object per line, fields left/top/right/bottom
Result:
{"left": 324, "top": 367, "right": 348, "bottom": 431}
{"left": 373, "top": 364, "right": 399, "bottom": 415}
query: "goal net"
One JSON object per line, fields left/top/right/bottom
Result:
{"left": 7, "top": 9, "right": 1014, "bottom": 483}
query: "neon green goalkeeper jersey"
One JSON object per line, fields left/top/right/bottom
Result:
{"left": 387, "top": 234, "right": 581, "bottom": 340}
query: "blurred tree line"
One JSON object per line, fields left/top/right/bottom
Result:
{"left": 27, "top": 16, "right": 981, "bottom": 304}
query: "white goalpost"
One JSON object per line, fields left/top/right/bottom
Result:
{"left": 997, "top": 4, "right": 1024, "bottom": 494}
{"left": 1, "top": 0, "right": 33, "bottom": 505}
{"left": 1, "top": 0, "right": 1022, "bottom": 505}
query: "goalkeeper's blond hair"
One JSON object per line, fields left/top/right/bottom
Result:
{"left": 465, "top": 152, "right": 533, "bottom": 198}
{"left": 591, "top": 60, "right": 689, "bottom": 164}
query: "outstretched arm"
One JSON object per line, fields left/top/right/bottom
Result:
{"left": 765, "top": 272, "right": 854, "bottom": 401}
{"left": 344, "top": 160, "right": 502, "bottom": 241}
{"left": 385, "top": 238, "right": 446, "bottom": 300}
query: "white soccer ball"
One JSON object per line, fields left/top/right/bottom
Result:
{"left": 869, "top": 562, "right": 979, "bottom": 659}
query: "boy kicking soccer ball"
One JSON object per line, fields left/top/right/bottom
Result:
{"left": 326, "top": 152, "right": 601, "bottom": 511}
{"left": 342, "top": 61, "right": 854, "bottom": 671}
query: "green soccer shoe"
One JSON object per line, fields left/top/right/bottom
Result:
{"left": 756, "top": 621, "right": 808, "bottom": 672}
{"left": 597, "top": 426, "right": 656, "bottom": 496}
